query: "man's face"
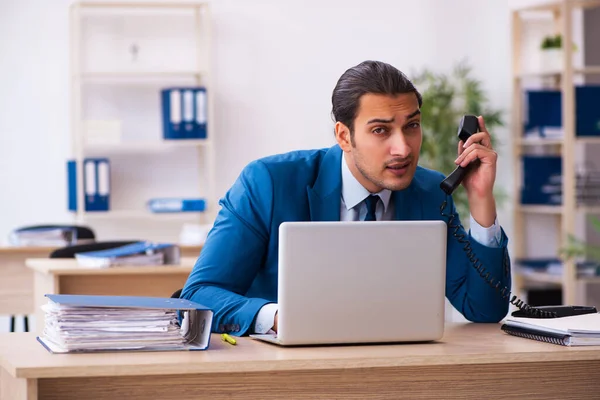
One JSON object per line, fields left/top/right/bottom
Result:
{"left": 336, "top": 93, "right": 422, "bottom": 193}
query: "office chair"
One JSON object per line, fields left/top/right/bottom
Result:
{"left": 49, "top": 240, "right": 140, "bottom": 259}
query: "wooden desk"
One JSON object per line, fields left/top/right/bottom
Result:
{"left": 0, "top": 245, "right": 201, "bottom": 317}
{"left": 26, "top": 258, "right": 196, "bottom": 334}
{"left": 2, "top": 323, "right": 600, "bottom": 399}
{"left": 0, "top": 247, "right": 55, "bottom": 315}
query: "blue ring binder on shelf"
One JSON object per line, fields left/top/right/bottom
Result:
{"left": 524, "top": 86, "right": 600, "bottom": 138}
{"left": 67, "top": 158, "right": 110, "bottom": 212}
{"left": 147, "top": 198, "right": 206, "bottom": 213}
{"left": 161, "top": 87, "right": 207, "bottom": 140}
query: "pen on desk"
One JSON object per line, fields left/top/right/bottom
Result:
{"left": 221, "top": 333, "right": 237, "bottom": 345}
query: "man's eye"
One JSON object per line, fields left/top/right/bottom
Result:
{"left": 409, "top": 122, "right": 421, "bottom": 129}
{"left": 372, "top": 127, "right": 387, "bottom": 134}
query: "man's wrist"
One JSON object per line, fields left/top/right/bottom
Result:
{"left": 467, "top": 191, "right": 496, "bottom": 228}
{"left": 254, "top": 303, "right": 279, "bottom": 334}
{"left": 469, "top": 214, "right": 501, "bottom": 247}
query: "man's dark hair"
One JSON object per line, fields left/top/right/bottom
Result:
{"left": 331, "top": 60, "right": 422, "bottom": 135}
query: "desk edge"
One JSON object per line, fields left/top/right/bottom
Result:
{"left": 10, "top": 349, "right": 600, "bottom": 379}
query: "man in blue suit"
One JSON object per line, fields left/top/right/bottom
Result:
{"left": 181, "top": 60, "right": 511, "bottom": 336}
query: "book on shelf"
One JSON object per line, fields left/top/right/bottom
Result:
{"left": 37, "top": 294, "right": 213, "bottom": 353}
{"left": 74, "top": 241, "right": 180, "bottom": 268}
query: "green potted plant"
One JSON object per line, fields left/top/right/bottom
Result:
{"left": 411, "top": 61, "right": 506, "bottom": 227}
{"left": 561, "top": 216, "right": 600, "bottom": 264}
{"left": 539, "top": 33, "right": 577, "bottom": 72}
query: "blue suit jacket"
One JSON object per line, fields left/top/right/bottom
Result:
{"left": 181, "top": 145, "right": 511, "bottom": 335}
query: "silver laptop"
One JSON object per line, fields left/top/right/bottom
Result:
{"left": 250, "top": 220, "right": 447, "bottom": 346}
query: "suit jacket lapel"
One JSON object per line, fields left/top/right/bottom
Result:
{"left": 393, "top": 183, "right": 423, "bottom": 221}
{"left": 307, "top": 145, "right": 342, "bottom": 222}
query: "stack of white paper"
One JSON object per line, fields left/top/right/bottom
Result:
{"left": 503, "top": 313, "right": 600, "bottom": 346}
{"left": 37, "top": 294, "right": 213, "bottom": 354}
{"left": 40, "top": 301, "right": 186, "bottom": 352}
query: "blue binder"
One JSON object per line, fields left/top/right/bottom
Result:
{"left": 525, "top": 86, "right": 600, "bottom": 137}
{"left": 74, "top": 241, "right": 181, "bottom": 268}
{"left": 161, "top": 87, "right": 208, "bottom": 140}
{"left": 520, "top": 155, "right": 562, "bottom": 205}
{"left": 147, "top": 198, "right": 206, "bottom": 213}
{"left": 67, "top": 158, "right": 110, "bottom": 212}
{"left": 37, "top": 294, "right": 213, "bottom": 353}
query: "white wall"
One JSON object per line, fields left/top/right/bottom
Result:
{"left": 0, "top": 0, "right": 73, "bottom": 242}
{"left": 0, "top": 0, "right": 515, "bottom": 244}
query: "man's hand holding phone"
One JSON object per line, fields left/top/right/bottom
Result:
{"left": 453, "top": 115, "right": 497, "bottom": 228}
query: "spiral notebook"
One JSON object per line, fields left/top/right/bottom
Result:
{"left": 502, "top": 313, "right": 600, "bottom": 346}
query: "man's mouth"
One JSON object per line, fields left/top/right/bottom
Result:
{"left": 386, "top": 161, "right": 410, "bottom": 170}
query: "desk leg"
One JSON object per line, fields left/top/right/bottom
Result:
{"left": 1, "top": 368, "right": 37, "bottom": 400}
{"left": 33, "top": 271, "right": 59, "bottom": 335}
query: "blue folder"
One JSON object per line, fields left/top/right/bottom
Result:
{"left": 73, "top": 241, "right": 181, "bottom": 268}
{"left": 37, "top": 294, "right": 213, "bottom": 353}
{"left": 67, "top": 158, "right": 110, "bottom": 212}
{"left": 161, "top": 87, "right": 208, "bottom": 140}
{"left": 147, "top": 198, "right": 206, "bottom": 213}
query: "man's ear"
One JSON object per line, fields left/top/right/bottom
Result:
{"left": 335, "top": 122, "right": 352, "bottom": 152}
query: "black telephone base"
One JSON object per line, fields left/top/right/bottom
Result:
{"left": 511, "top": 305, "right": 597, "bottom": 319}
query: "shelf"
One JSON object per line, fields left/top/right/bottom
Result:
{"left": 578, "top": 137, "right": 600, "bottom": 145}
{"left": 518, "top": 137, "right": 563, "bottom": 146}
{"left": 511, "top": 0, "right": 600, "bottom": 305}
{"left": 75, "top": 2, "right": 205, "bottom": 9}
{"left": 517, "top": 205, "right": 600, "bottom": 214}
{"left": 517, "top": 205, "right": 563, "bottom": 214}
{"left": 83, "top": 140, "right": 210, "bottom": 154}
{"left": 515, "top": 269, "right": 600, "bottom": 285}
{"left": 80, "top": 71, "right": 201, "bottom": 77}
{"left": 515, "top": 269, "right": 563, "bottom": 284}
{"left": 517, "top": 136, "right": 600, "bottom": 146}
{"left": 580, "top": 206, "right": 600, "bottom": 214}
{"left": 516, "top": 0, "right": 600, "bottom": 13}
{"left": 516, "top": 66, "right": 600, "bottom": 79}
{"left": 77, "top": 71, "right": 203, "bottom": 84}
{"left": 80, "top": 210, "right": 204, "bottom": 221}
{"left": 578, "top": 66, "right": 600, "bottom": 74}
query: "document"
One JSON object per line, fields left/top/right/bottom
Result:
{"left": 37, "top": 294, "right": 213, "bottom": 353}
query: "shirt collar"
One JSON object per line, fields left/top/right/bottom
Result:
{"left": 341, "top": 154, "right": 392, "bottom": 212}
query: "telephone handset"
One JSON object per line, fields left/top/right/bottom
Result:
{"left": 439, "top": 115, "right": 561, "bottom": 319}
{"left": 440, "top": 115, "right": 481, "bottom": 196}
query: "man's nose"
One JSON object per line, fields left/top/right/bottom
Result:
{"left": 389, "top": 132, "right": 411, "bottom": 157}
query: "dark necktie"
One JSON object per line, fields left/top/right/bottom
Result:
{"left": 364, "top": 195, "right": 379, "bottom": 221}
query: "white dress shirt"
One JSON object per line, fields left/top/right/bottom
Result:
{"left": 253, "top": 156, "right": 502, "bottom": 334}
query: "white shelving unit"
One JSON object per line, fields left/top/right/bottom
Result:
{"left": 512, "top": 0, "right": 600, "bottom": 305}
{"left": 69, "top": 1, "right": 215, "bottom": 241}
